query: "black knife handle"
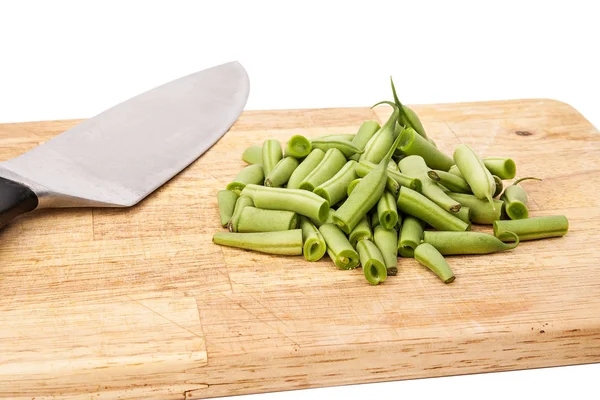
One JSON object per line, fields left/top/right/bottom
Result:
{"left": 0, "top": 176, "right": 39, "bottom": 230}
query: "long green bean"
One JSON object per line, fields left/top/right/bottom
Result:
{"left": 447, "top": 192, "right": 503, "bottom": 225}
{"left": 414, "top": 243, "right": 455, "bottom": 284}
{"left": 311, "top": 138, "right": 364, "bottom": 158}
{"left": 213, "top": 230, "right": 303, "bottom": 255}
{"left": 396, "top": 187, "right": 469, "bottom": 231}
{"left": 494, "top": 215, "right": 568, "bottom": 241}
{"left": 423, "top": 231, "right": 519, "bottom": 255}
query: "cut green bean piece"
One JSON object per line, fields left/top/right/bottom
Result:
{"left": 374, "top": 225, "right": 398, "bottom": 276}
{"left": 261, "top": 139, "right": 283, "bottom": 177}
{"left": 217, "top": 190, "right": 239, "bottom": 227}
{"left": 242, "top": 146, "right": 262, "bottom": 165}
{"left": 320, "top": 223, "right": 360, "bottom": 270}
{"left": 399, "top": 155, "right": 461, "bottom": 213}
{"left": 453, "top": 206, "right": 471, "bottom": 225}
{"left": 494, "top": 215, "right": 568, "bottom": 241}
{"left": 226, "top": 164, "right": 265, "bottom": 194}
{"left": 359, "top": 101, "right": 400, "bottom": 164}
{"left": 299, "top": 148, "right": 347, "bottom": 191}
{"left": 453, "top": 144, "right": 495, "bottom": 207}
{"left": 299, "top": 216, "right": 326, "bottom": 262}
{"left": 356, "top": 160, "right": 421, "bottom": 193}
{"left": 347, "top": 178, "right": 362, "bottom": 196}
{"left": 397, "top": 216, "right": 424, "bottom": 258}
{"left": 350, "top": 120, "right": 381, "bottom": 161}
{"left": 314, "top": 133, "right": 355, "bottom": 141}
{"left": 390, "top": 77, "right": 428, "bottom": 139}
{"left": 428, "top": 169, "right": 472, "bottom": 194}
{"left": 423, "top": 231, "right": 519, "bottom": 255}
{"left": 284, "top": 135, "right": 312, "bottom": 158}
{"left": 377, "top": 190, "right": 399, "bottom": 230}
{"left": 396, "top": 187, "right": 469, "bottom": 232}
{"left": 287, "top": 148, "right": 326, "bottom": 189}
{"left": 237, "top": 207, "right": 298, "bottom": 233}
{"left": 309, "top": 206, "right": 334, "bottom": 228}
{"left": 447, "top": 192, "right": 503, "bottom": 225}
{"left": 311, "top": 138, "right": 363, "bottom": 158}
{"left": 388, "top": 159, "right": 400, "bottom": 172}
{"left": 228, "top": 195, "right": 254, "bottom": 232}
{"left": 265, "top": 156, "right": 299, "bottom": 187}
{"left": 398, "top": 127, "right": 454, "bottom": 171}
{"left": 492, "top": 175, "right": 503, "bottom": 198}
{"left": 356, "top": 239, "right": 388, "bottom": 285}
{"left": 314, "top": 160, "right": 357, "bottom": 206}
{"left": 414, "top": 243, "right": 455, "bottom": 284}
{"left": 213, "top": 230, "right": 303, "bottom": 255}
{"left": 448, "top": 165, "right": 462, "bottom": 176}
{"left": 241, "top": 184, "right": 329, "bottom": 223}
{"left": 501, "top": 177, "right": 541, "bottom": 220}
{"left": 349, "top": 216, "right": 373, "bottom": 247}
{"left": 483, "top": 157, "right": 517, "bottom": 180}
{"left": 334, "top": 123, "right": 403, "bottom": 234}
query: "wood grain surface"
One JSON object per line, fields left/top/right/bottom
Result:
{"left": 1, "top": 99, "right": 599, "bottom": 399}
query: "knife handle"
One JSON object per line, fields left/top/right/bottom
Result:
{"left": 0, "top": 176, "right": 39, "bottom": 230}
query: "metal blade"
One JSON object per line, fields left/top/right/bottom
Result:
{"left": 0, "top": 61, "right": 249, "bottom": 208}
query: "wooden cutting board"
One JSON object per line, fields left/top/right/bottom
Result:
{"left": 1, "top": 99, "right": 599, "bottom": 400}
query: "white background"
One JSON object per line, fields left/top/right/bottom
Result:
{"left": 1, "top": 1, "right": 598, "bottom": 399}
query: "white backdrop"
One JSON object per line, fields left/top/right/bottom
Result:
{"left": 1, "top": 1, "right": 598, "bottom": 399}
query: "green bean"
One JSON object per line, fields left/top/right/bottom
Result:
{"left": 311, "top": 138, "right": 363, "bottom": 158}
{"left": 398, "top": 127, "right": 454, "bottom": 171}
{"left": 314, "top": 160, "right": 357, "bottom": 206}
{"left": 241, "top": 184, "right": 329, "bottom": 223}
{"left": 494, "top": 215, "right": 568, "bottom": 241}
{"left": 448, "top": 165, "right": 462, "bottom": 176}
{"left": 453, "top": 206, "right": 471, "bottom": 226}
{"left": 428, "top": 169, "right": 472, "bottom": 194}
{"left": 447, "top": 192, "right": 503, "bottom": 225}
{"left": 373, "top": 225, "right": 398, "bottom": 276}
{"left": 227, "top": 195, "right": 254, "bottom": 232}
{"left": 309, "top": 206, "right": 334, "bottom": 228}
{"left": 284, "top": 135, "right": 312, "bottom": 158}
{"left": 347, "top": 178, "right": 362, "bottom": 196}
{"left": 427, "top": 137, "right": 438, "bottom": 148}
{"left": 299, "top": 216, "right": 326, "bottom": 262}
{"left": 213, "top": 230, "right": 303, "bottom": 255}
{"left": 492, "top": 175, "right": 503, "bottom": 198}
{"left": 370, "top": 210, "right": 380, "bottom": 228}
{"left": 299, "top": 148, "right": 347, "bottom": 191}
{"left": 453, "top": 144, "right": 496, "bottom": 207}
{"left": 314, "top": 133, "right": 355, "bottom": 141}
{"left": 501, "top": 177, "right": 541, "bottom": 220}
{"left": 397, "top": 216, "right": 424, "bottom": 258}
{"left": 237, "top": 207, "right": 298, "bottom": 233}
{"left": 242, "top": 146, "right": 262, "bottom": 165}
{"left": 359, "top": 101, "right": 400, "bottom": 164}
{"left": 349, "top": 120, "right": 381, "bottom": 161}
{"left": 377, "top": 190, "right": 399, "bottom": 230}
{"left": 287, "top": 148, "right": 326, "bottom": 189}
{"left": 349, "top": 216, "right": 373, "bottom": 247}
{"left": 356, "top": 239, "right": 388, "bottom": 285}
{"left": 399, "top": 155, "right": 461, "bottom": 213}
{"left": 414, "top": 243, "right": 455, "bottom": 284}
{"left": 396, "top": 187, "right": 469, "bottom": 232}
{"left": 390, "top": 77, "right": 428, "bottom": 139}
{"left": 261, "top": 139, "right": 283, "bottom": 177}
{"left": 483, "top": 157, "right": 516, "bottom": 180}
{"left": 217, "top": 190, "right": 239, "bottom": 227}
{"left": 356, "top": 160, "right": 420, "bottom": 193}
{"left": 265, "top": 157, "right": 299, "bottom": 187}
{"left": 333, "top": 125, "right": 403, "bottom": 234}
{"left": 388, "top": 160, "right": 400, "bottom": 172}
{"left": 423, "top": 231, "right": 519, "bottom": 255}
{"left": 319, "top": 223, "right": 360, "bottom": 269}
{"left": 226, "top": 164, "right": 265, "bottom": 194}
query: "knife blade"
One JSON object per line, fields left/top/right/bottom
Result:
{"left": 0, "top": 61, "right": 249, "bottom": 229}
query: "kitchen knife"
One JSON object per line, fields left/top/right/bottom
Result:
{"left": 0, "top": 61, "right": 249, "bottom": 229}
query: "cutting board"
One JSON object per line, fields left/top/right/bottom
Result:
{"left": 1, "top": 99, "right": 599, "bottom": 400}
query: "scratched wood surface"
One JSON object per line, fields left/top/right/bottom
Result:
{"left": 0, "top": 99, "right": 599, "bottom": 400}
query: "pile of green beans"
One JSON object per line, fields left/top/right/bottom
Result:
{"left": 212, "top": 78, "right": 569, "bottom": 286}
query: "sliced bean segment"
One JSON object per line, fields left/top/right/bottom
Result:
{"left": 299, "top": 148, "right": 347, "bottom": 191}
{"left": 320, "top": 223, "right": 360, "bottom": 269}
{"left": 453, "top": 144, "right": 495, "bottom": 206}
{"left": 377, "top": 190, "right": 399, "bottom": 230}
{"left": 356, "top": 160, "right": 420, "bottom": 193}
{"left": 242, "top": 146, "right": 262, "bottom": 165}
{"left": 213, "top": 230, "right": 303, "bottom": 255}
{"left": 228, "top": 195, "right": 254, "bottom": 232}
{"left": 349, "top": 216, "right": 373, "bottom": 247}
{"left": 287, "top": 148, "right": 326, "bottom": 189}
{"left": 414, "top": 243, "right": 455, "bottom": 284}
{"left": 423, "top": 231, "right": 519, "bottom": 255}
{"left": 398, "top": 127, "right": 454, "bottom": 171}
{"left": 226, "top": 164, "right": 265, "bottom": 194}
{"left": 390, "top": 77, "right": 428, "bottom": 139}
{"left": 501, "top": 177, "right": 541, "bottom": 220}
{"left": 357, "top": 239, "right": 388, "bottom": 285}
{"left": 492, "top": 175, "right": 503, "bottom": 198}
{"left": 396, "top": 187, "right": 469, "bottom": 232}
{"left": 447, "top": 192, "right": 503, "bottom": 225}
{"left": 374, "top": 225, "right": 399, "bottom": 276}
{"left": 397, "top": 216, "right": 424, "bottom": 258}
{"left": 314, "top": 160, "right": 357, "bottom": 206}
{"left": 284, "top": 135, "right": 312, "bottom": 158}
{"left": 494, "top": 215, "right": 568, "bottom": 241}
{"left": 359, "top": 102, "right": 400, "bottom": 164}
{"left": 238, "top": 207, "right": 298, "bottom": 233}
{"left": 483, "top": 157, "right": 516, "bottom": 180}
{"left": 350, "top": 120, "right": 381, "bottom": 161}
{"left": 261, "top": 139, "right": 283, "bottom": 177}
{"left": 428, "top": 169, "right": 471, "bottom": 194}
{"left": 217, "top": 190, "right": 239, "bottom": 227}
{"left": 299, "top": 216, "right": 327, "bottom": 262}
{"left": 265, "top": 156, "right": 299, "bottom": 187}
{"left": 311, "top": 138, "right": 363, "bottom": 158}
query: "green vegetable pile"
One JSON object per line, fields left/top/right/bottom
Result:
{"left": 213, "top": 78, "right": 569, "bottom": 285}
